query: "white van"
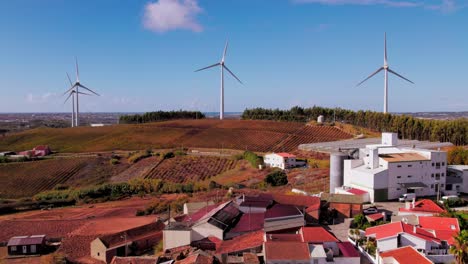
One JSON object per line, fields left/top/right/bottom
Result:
{"left": 439, "top": 195, "right": 459, "bottom": 204}
{"left": 399, "top": 193, "right": 416, "bottom": 202}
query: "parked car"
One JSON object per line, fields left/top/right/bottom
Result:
{"left": 399, "top": 193, "right": 416, "bottom": 202}
{"left": 363, "top": 207, "right": 379, "bottom": 215}
{"left": 439, "top": 195, "right": 460, "bottom": 204}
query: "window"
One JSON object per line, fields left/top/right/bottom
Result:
{"left": 408, "top": 175, "right": 412, "bottom": 178}
{"left": 441, "top": 184, "right": 445, "bottom": 187}
{"left": 97, "top": 253, "right": 100, "bottom": 256}
{"left": 442, "top": 173, "right": 445, "bottom": 177}
{"left": 31, "top": 245, "right": 36, "bottom": 253}
{"left": 431, "top": 184, "right": 434, "bottom": 189}
{"left": 431, "top": 173, "right": 434, "bottom": 178}
{"left": 397, "top": 176, "right": 402, "bottom": 179}
{"left": 397, "top": 188, "right": 401, "bottom": 191}
{"left": 397, "top": 165, "right": 402, "bottom": 168}
{"left": 446, "top": 184, "right": 453, "bottom": 191}
{"left": 11, "top": 246, "right": 16, "bottom": 251}
{"left": 408, "top": 164, "right": 412, "bottom": 167}
{"left": 442, "top": 162, "right": 445, "bottom": 166}
{"left": 436, "top": 173, "right": 440, "bottom": 180}
{"left": 432, "top": 162, "right": 435, "bottom": 166}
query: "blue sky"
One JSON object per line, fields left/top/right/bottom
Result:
{"left": 0, "top": 0, "right": 467, "bottom": 113}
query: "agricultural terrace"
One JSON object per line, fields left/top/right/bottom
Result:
{"left": 0, "top": 119, "right": 352, "bottom": 153}
{"left": 0, "top": 156, "right": 130, "bottom": 199}
{"left": 144, "top": 156, "right": 238, "bottom": 183}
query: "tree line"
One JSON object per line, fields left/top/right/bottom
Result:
{"left": 119, "top": 110, "right": 205, "bottom": 124}
{"left": 242, "top": 106, "right": 468, "bottom": 145}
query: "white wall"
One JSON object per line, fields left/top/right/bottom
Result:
{"left": 399, "top": 233, "right": 428, "bottom": 251}
{"left": 376, "top": 237, "right": 398, "bottom": 252}
{"left": 163, "top": 230, "right": 191, "bottom": 250}
{"left": 333, "top": 257, "right": 360, "bottom": 264}
{"left": 192, "top": 222, "right": 224, "bottom": 241}
{"left": 264, "top": 154, "right": 286, "bottom": 170}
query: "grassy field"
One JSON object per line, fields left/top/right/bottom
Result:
{"left": 0, "top": 119, "right": 352, "bottom": 153}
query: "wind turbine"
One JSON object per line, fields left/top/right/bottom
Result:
{"left": 356, "top": 33, "right": 414, "bottom": 114}
{"left": 64, "top": 57, "right": 99, "bottom": 126}
{"left": 195, "top": 41, "right": 242, "bottom": 120}
{"left": 63, "top": 73, "right": 90, "bottom": 127}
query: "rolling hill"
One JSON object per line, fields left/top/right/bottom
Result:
{"left": 0, "top": 119, "right": 352, "bottom": 153}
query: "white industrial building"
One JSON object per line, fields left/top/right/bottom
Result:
{"left": 263, "top": 153, "right": 306, "bottom": 170}
{"left": 333, "top": 132, "right": 448, "bottom": 202}
{"left": 446, "top": 165, "right": 468, "bottom": 194}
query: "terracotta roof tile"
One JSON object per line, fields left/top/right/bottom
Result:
{"left": 265, "top": 241, "right": 310, "bottom": 261}
{"left": 216, "top": 230, "right": 264, "bottom": 254}
{"left": 230, "top": 213, "right": 264, "bottom": 233}
{"left": 379, "top": 246, "right": 432, "bottom": 264}
{"left": 398, "top": 199, "right": 445, "bottom": 214}
{"left": 265, "top": 204, "right": 302, "bottom": 219}
{"left": 337, "top": 242, "right": 360, "bottom": 257}
{"left": 301, "top": 227, "right": 339, "bottom": 243}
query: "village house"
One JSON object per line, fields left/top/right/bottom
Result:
{"left": 320, "top": 193, "right": 363, "bottom": 218}
{"left": 7, "top": 235, "right": 46, "bottom": 256}
{"left": 376, "top": 246, "right": 433, "bottom": 264}
{"left": 263, "top": 153, "right": 306, "bottom": 170}
{"left": 398, "top": 199, "right": 445, "bottom": 217}
{"left": 365, "top": 216, "right": 459, "bottom": 263}
{"left": 90, "top": 221, "right": 165, "bottom": 263}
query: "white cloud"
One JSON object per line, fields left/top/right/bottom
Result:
{"left": 25, "top": 92, "right": 59, "bottom": 104}
{"left": 143, "top": 0, "right": 203, "bottom": 33}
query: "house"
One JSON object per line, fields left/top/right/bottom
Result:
{"left": 263, "top": 153, "right": 306, "bottom": 170}
{"left": 264, "top": 241, "right": 310, "bottom": 264}
{"left": 272, "top": 194, "right": 321, "bottom": 223}
{"left": 366, "top": 212, "right": 386, "bottom": 222}
{"left": 365, "top": 218, "right": 457, "bottom": 263}
{"left": 377, "top": 246, "right": 433, "bottom": 264}
{"left": 320, "top": 193, "right": 363, "bottom": 218}
{"left": 7, "top": 235, "right": 46, "bottom": 256}
{"left": 264, "top": 204, "right": 304, "bottom": 233}
{"left": 33, "top": 145, "right": 51, "bottom": 156}
{"left": 340, "top": 132, "right": 448, "bottom": 202}
{"left": 398, "top": 199, "right": 445, "bottom": 216}
{"left": 163, "top": 201, "right": 242, "bottom": 251}
{"left": 90, "top": 221, "right": 165, "bottom": 263}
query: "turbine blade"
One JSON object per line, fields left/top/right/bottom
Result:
{"left": 222, "top": 41, "right": 228, "bottom": 62}
{"left": 66, "top": 72, "right": 73, "bottom": 86}
{"left": 384, "top": 32, "right": 388, "bottom": 65}
{"left": 63, "top": 84, "right": 77, "bottom": 96}
{"left": 78, "top": 84, "right": 100, "bottom": 96}
{"left": 75, "top": 56, "right": 80, "bottom": 81}
{"left": 356, "top": 67, "right": 384, "bottom": 87}
{"left": 77, "top": 91, "right": 92, "bottom": 96}
{"left": 64, "top": 92, "right": 73, "bottom": 104}
{"left": 194, "top": 63, "right": 220, "bottom": 72}
{"left": 388, "top": 68, "right": 414, "bottom": 84}
{"left": 223, "top": 65, "right": 242, "bottom": 84}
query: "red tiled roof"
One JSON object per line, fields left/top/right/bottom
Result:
{"left": 434, "top": 230, "right": 458, "bottom": 245}
{"left": 98, "top": 221, "right": 165, "bottom": 248}
{"left": 175, "top": 253, "right": 213, "bottom": 264}
{"left": 276, "top": 153, "right": 296, "bottom": 158}
{"left": 240, "top": 200, "right": 271, "bottom": 208}
{"left": 301, "top": 227, "right": 339, "bottom": 243}
{"left": 272, "top": 194, "right": 321, "bottom": 211}
{"left": 230, "top": 213, "right": 264, "bottom": 233}
{"left": 366, "top": 213, "right": 385, "bottom": 222}
{"left": 7, "top": 235, "right": 46, "bottom": 246}
{"left": 265, "top": 204, "right": 302, "bottom": 219}
{"left": 216, "top": 230, "right": 264, "bottom": 254}
{"left": 401, "top": 222, "right": 440, "bottom": 243}
{"left": 398, "top": 199, "right": 445, "bottom": 214}
{"left": 266, "top": 233, "right": 302, "bottom": 242}
{"left": 111, "top": 256, "right": 158, "bottom": 264}
{"left": 347, "top": 188, "right": 368, "bottom": 195}
{"left": 191, "top": 236, "right": 222, "bottom": 251}
{"left": 365, "top": 222, "right": 403, "bottom": 240}
{"left": 185, "top": 204, "right": 219, "bottom": 223}
{"left": 418, "top": 216, "right": 460, "bottom": 232}
{"left": 265, "top": 241, "right": 310, "bottom": 261}
{"left": 379, "top": 246, "right": 432, "bottom": 264}
{"left": 337, "top": 242, "right": 360, "bottom": 257}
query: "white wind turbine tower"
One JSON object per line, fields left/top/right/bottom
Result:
{"left": 64, "top": 57, "right": 100, "bottom": 126}
{"left": 63, "top": 73, "right": 90, "bottom": 127}
{"left": 356, "top": 33, "right": 414, "bottom": 113}
{"left": 195, "top": 41, "right": 242, "bottom": 120}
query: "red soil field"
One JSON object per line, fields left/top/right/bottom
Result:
{"left": 0, "top": 197, "right": 162, "bottom": 264}
{"left": 144, "top": 156, "right": 238, "bottom": 183}
{"left": 0, "top": 119, "right": 352, "bottom": 153}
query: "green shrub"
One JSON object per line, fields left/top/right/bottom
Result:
{"left": 163, "top": 152, "right": 175, "bottom": 159}
{"left": 243, "top": 151, "right": 263, "bottom": 168}
{"left": 110, "top": 158, "right": 120, "bottom": 165}
{"left": 265, "top": 170, "right": 288, "bottom": 186}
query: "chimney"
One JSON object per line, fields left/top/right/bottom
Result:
{"left": 412, "top": 197, "right": 416, "bottom": 208}
{"left": 413, "top": 225, "right": 417, "bottom": 233}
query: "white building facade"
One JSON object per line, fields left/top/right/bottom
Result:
{"left": 342, "top": 133, "right": 447, "bottom": 202}
{"left": 264, "top": 153, "right": 305, "bottom": 170}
